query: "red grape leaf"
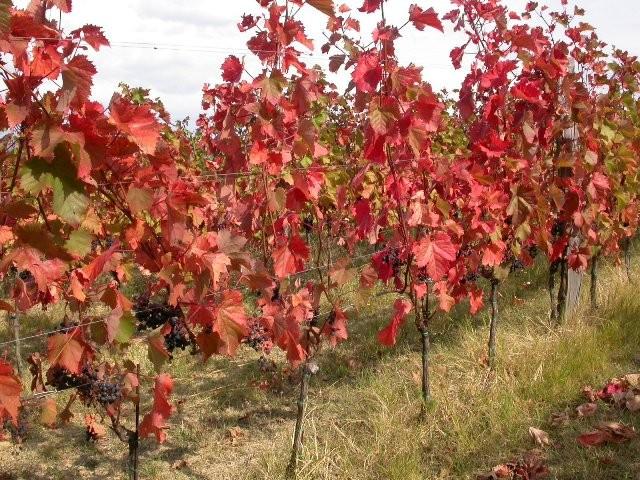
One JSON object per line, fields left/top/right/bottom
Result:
{"left": 0, "top": 299, "right": 13, "bottom": 312}
{"left": 126, "top": 187, "right": 153, "bottom": 215}
{"left": 85, "top": 413, "right": 106, "bottom": 440}
{"left": 216, "top": 230, "right": 248, "bottom": 254}
{"left": 212, "top": 290, "right": 248, "bottom": 356}
{"left": 147, "top": 332, "right": 171, "bottom": 371}
{"left": 191, "top": 291, "right": 248, "bottom": 359}
{"left": 104, "top": 307, "right": 124, "bottom": 344}
{"left": 322, "top": 306, "right": 348, "bottom": 347}
{"left": 377, "top": 298, "right": 412, "bottom": 346}
{"left": 70, "top": 24, "right": 110, "bottom": 51}
{"left": 273, "top": 235, "right": 310, "bottom": 279}
{"left": 61, "top": 55, "right": 96, "bottom": 109}
{"left": 358, "top": 0, "right": 381, "bottom": 13}
{"left": 256, "top": 72, "right": 286, "bottom": 104}
{"left": 109, "top": 94, "right": 162, "bottom": 155}
{"left": 408, "top": 5, "right": 443, "bottom": 32}
{"left": 140, "top": 373, "right": 174, "bottom": 443}
{"left": 221, "top": 55, "right": 243, "bottom": 83}
{"left": 481, "top": 241, "right": 506, "bottom": 267}
{"left": 577, "top": 430, "right": 611, "bottom": 447}
{"left": 329, "top": 257, "right": 355, "bottom": 286}
{"left": 49, "top": 0, "right": 72, "bottom": 13}
{"left": 306, "top": 0, "right": 335, "bottom": 16}
{"left": 329, "top": 54, "right": 346, "bottom": 72}
{"left": 352, "top": 52, "right": 382, "bottom": 93}
{"left": 40, "top": 397, "right": 57, "bottom": 428}
{"left": 203, "top": 252, "right": 231, "bottom": 290}
{"left": 47, "top": 330, "right": 94, "bottom": 375}
{"left": 469, "top": 287, "right": 484, "bottom": 314}
{"left": 78, "top": 240, "right": 120, "bottom": 285}
{"left": 0, "top": 360, "right": 22, "bottom": 426}
{"left": 412, "top": 233, "right": 457, "bottom": 281}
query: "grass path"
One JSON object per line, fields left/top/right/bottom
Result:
{"left": 1, "top": 252, "right": 640, "bottom": 479}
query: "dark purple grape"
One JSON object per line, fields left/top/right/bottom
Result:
{"left": 163, "top": 317, "right": 191, "bottom": 358}
{"left": 551, "top": 221, "right": 565, "bottom": 237}
{"left": 47, "top": 366, "right": 84, "bottom": 390}
{"left": 134, "top": 297, "right": 183, "bottom": 331}
{"left": 243, "top": 319, "right": 272, "bottom": 353}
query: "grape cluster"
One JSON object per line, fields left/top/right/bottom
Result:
{"left": 302, "top": 215, "right": 314, "bottom": 234}
{"left": 77, "top": 366, "right": 123, "bottom": 407}
{"left": 91, "top": 238, "right": 102, "bottom": 252}
{"left": 164, "top": 316, "right": 191, "bottom": 357}
{"left": 48, "top": 365, "right": 122, "bottom": 407}
{"left": 417, "top": 268, "right": 430, "bottom": 283}
{"left": 551, "top": 221, "right": 565, "bottom": 237}
{"left": 382, "top": 248, "right": 404, "bottom": 276}
{"left": 510, "top": 259, "right": 525, "bottom": 273}
{"left": 257, "top": 355, "right": 277, "bottom": 373}
{"left": 244, "top": 319, "right": 273, "bottom": 353}
{"left": 462, "top": 271, "right": 479, "bottom": 283}
{"left": 528, "top": 245, "right": 539, "bottom": 259}
{"left": 271, "top": 283, "right": 281, "bottom": 302}
{"left": 95, "top": 381, "right": 122, "bottom": 406}
{"left": 18, "top": 270, "right": 33, "bottom": 281}
{"left": 47, "top": 366, "right": 85, "bottom": 390}
{"left": 135, "top": 296, "right": 183, "bottom": 331}
{"left": 479, "top": 265, "right": 494, "bottom": 279}
{"left": 457, "top": 244, "right": 474, "bottom": 259}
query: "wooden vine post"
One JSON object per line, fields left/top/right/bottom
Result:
{"left": 590, "top": 254, "right": 598, "bottom": 310}
{"left": 128, "top": 364, "right": 141, "bottom": 480}
{"left": 487, "top": 279, "right": 499, "bottom": 371}
{"left": 418, "top": 287, "right": 432, "bottom": 408}
{"left": 286, "top": 361, "right": 319, "bottom": 480}
{"left": 565, "top": 236, "right": 584, "bottom": 316}
{"left": 623, "top": 237, "right": 632, "bottom": 281}
{"left": 10, "top": 312, "right": 23, "bottom": 377}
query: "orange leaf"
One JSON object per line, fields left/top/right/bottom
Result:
{"left": 0, "top": 360, "right": 22, "bottom": 425}
{"left": 46, "top": 330, "right": 93, "bottom": 374}
{"left": 140, "top": 374, "right": 174, "bottom": 443}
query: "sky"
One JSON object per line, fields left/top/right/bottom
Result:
{"left": 16, "top": 0, "right": 640, "bottom": 124}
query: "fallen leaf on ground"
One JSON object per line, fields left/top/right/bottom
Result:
{"left": 578, "top": 421, "right": 635, "bottom": 447}
{"left": 598, "top": 421, "right": 636, "bottom": 442}
{"left": 227, "top": 426, "right": 246, "bottom": 445}
{"left": 512, "top": 295, "right": 525, "bottom": 305}
{"left": 583, "top": 385, "right": 598, "bottom": 402}
{"left": 84, "top": 414, "right": 106, "bottom": 441}
{"left": 624, "top": 373, "right": 640, "bottom": 388}
{"left": 577, "top": 430, "right": 611, "bottom": 447}
{"left": 576, "top": 402, "right": 598, "bottom": 417}
{"left": 551, "top": 409, "right": 570, "bottom": 426}
{"left": 598, "top": 379, "right": 626, "bottom": 402}
{"left": 625, "top": 394, "right": 640, "bottom": 412}
{"left": 478, "top": 354, "right": 490, "bottom": 367}
{"left": 345, "top": 357, "right": 362, "bottom": 370}
{"left": 478, "top": 450, "right": 549, "bottom": 480}
{"left": 529, "top": 427, "right": 550, "bottom": 447}
{"left": 477, "top": 463, "right": 511, "bottom": 479}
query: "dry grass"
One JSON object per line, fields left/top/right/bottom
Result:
{"left": 2, "top": 252, "right": 640, "bottom": 479}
